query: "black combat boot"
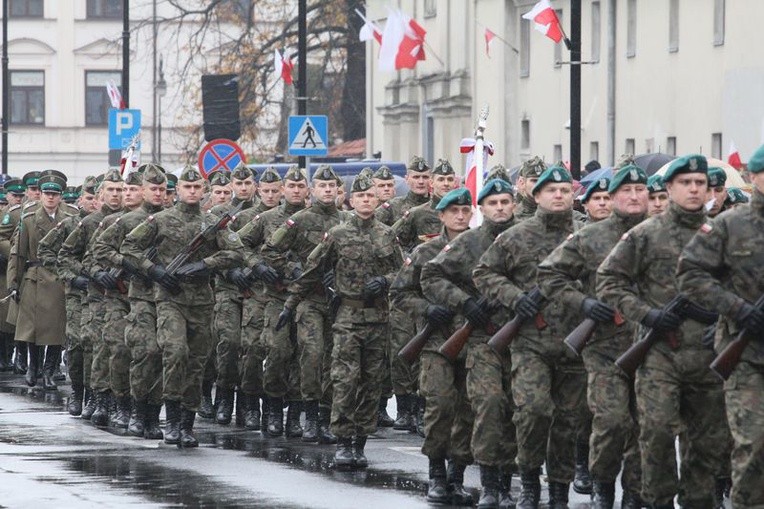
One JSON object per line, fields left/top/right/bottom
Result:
{"left": 499, "top": 467, "right": 516, "bottom": 509}
{"left": 377, "top": 396, "right": 394, "bottom": 428}
{"left": 261, "top": 397, "right": 270, "bottom": 431}
{"left": 52, "top": 348, "right": 65, "bottom": 382}
{"left": 478, "top": 464, "right": 501, "bottom": 508}
{"left": 414, "top": 396, "right": 426, "bottom": 437}
{"left": 34, "top": 346, "right": 45, "bottom": 380}
{"left": 573, "top": 436, "right": 592, "bottom": 495}
{"left": 318, "top": 405, "right": 337, "bottom": 444}
{"left": 25, "top": 343, "right": 39, "bottom": 387}
{"left": 215, "top": 386, "right": 234, "bottom": 425}
{"left": 163, "top": 400, "right": 181, "bottom": 444}
{"left": 427, "top": 458, "right": 450, "bottom": 504}
{"left": 334, "top": 436, "right": 354, "bottom": 469}
{"left": 285, "top": 401, "right": 303, "bottom": 438}
{"left": 90, "top": 391, "right": 111, "bottom": 426}
{"left": 352, "top": 435, "right": 368, "bottom": 469}
{"left": 13, "top": 341, "right": 28, "bottom": 374}
{"left": 592, "top": 481, "right": 615, "bottom": 509}
{"left": 302, "top": 400, "right": 319, "bottom": 442}
{"left": 68, "top": 384, "right": 84, "bottom": 416}
{"left": 448, "top": 460, "right": 474, "bottom": 506}
{"left": 81, "top": 387, "right": 96, "bottom": 420}
{"left": 548, "top": 482, "right": 570, "bottom": 509}
{"left": 243, "top": 394, "right": 261, "bottom": 431}
{"left": 144, "top": 404, "right": 164, "bottom": 440}
{"left": 42, "top": 346, "right": 62, "bottom": 390}
{"left": 198, "top": 380, "right": 214, "bottom": 419}
{"left": 128, "top": 399, "right": 147, "bottom": 437}
{"left": 179, "top": 407, "right": 199, "bottom": 448}
{"left": 516, "top": 468, "right": 541, "bottom": 509}
{"left": 265, "top": 396, "right": 284, "bottom": 437}
{"left": 392, "top": 394, "right": 412, "bottom": 430}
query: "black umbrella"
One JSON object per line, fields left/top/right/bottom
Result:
{"left": 633, "top": 153, "right": 674, "bottom": 175}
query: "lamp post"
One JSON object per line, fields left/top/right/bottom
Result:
{"left": 155, "top": 56, "right": 167, "bottom": 162}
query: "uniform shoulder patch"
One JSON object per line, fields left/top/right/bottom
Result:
{"left": 382, "top": 202, "right": 391, "bottom": 209}
{"left": 566, "top": 233, "right": 575, "bottom": 241}
{"left": 147, "top": 215, "right": 155, "bottom": 222}
{"left": 621, "top": 233, "right": 630, "bottom": 241}
{"left": 443, "top": 244, "right": 452, "bottom": 252}
{"left": 402, "top": 210, "right": 411, "bottom": 219}
{"left": 404, "top": 256, "right": 412, "bottom": 266}
{"left": 286, "top": 219, "right": 296, "bottom": 228}
{"left": 1, "top": 213, "right": 10, "bottom": 225}
{"left": 322, "top": 232, "right": 329, "bottom": 241}
{"left": 253, "top": 214, "right": 261, "bottom": 222}
{"left": 699, "top": 223, "right": 713, "bottom": 234}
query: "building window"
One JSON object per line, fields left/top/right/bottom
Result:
{"left": 625, "top": 138, "right": 635, "bottom": 155}
{"left": 521, "top": 119, "right": 530, "bottom": 151}
{"left": 591, "top": 1, "right": 601, "bottom": 63}
{"left": 712, "top": 133, "right": 722, "bottom": 159}
{"left": 714, "top": 0, "right": 725, "bottom": 46}
{"left": 553, "top": 144, "right": 563, "bottom": 163}
{"left": 554, "top": 9, "right": 564, "bottom": 67}
{"left": 667, "top": 136, "right": 677, "bottom": 156}
{"left": 9, "top": 0, "right": 43, "bottom": 17}
{"left": 87, "top": 0, "right": 122, "bottom": 19}
{"left": 669, "top": 0, "right": 679, "bottom": 53}
{"left": 520, "top": 16, "right": 530, "bottom": 78}
{"left": 10, "top": 71, "right": 44, "bottom": 125}
{"left": 626, "top": 0, "right": 636, "bottom": 58}
{"left": 590, "top": 141, "right": 599, "bottom": 162}
{"left": 85, "top": 71, "right": 122, "bottom": 126}
{"left": 424, "top": 0, "right": 437, "bottom": 18}
{"left": 645, "top": 138, "right": 655, "bottom": 154}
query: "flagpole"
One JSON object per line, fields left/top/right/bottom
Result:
{"left": 472, "top": 105, "right": 489, "bottom": 227}
{"left": 476, "top": 21, "right": 519, "bottom": 54}
{"left": 422, "top": 40, "right": 445, "bottom": 68}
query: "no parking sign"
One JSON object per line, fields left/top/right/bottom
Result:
{"left": 197, "top": 139, "right": 247, "bottom": 178}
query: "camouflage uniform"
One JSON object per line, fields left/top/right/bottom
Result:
{"left": 375, "top": 189, "right": 429, "bottom": 227}
{"left": 677, "top": 187, "right": 764, "bottom": 508}
{"left": 597, "top": 202, "right": 727, "bottom": 508}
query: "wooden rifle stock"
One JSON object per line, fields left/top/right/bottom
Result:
{"left": 438, "top": 321, "right": 473, "bottom": 362}
{"left": 710, "top": 294, "right": 764, "bottom": 380}
{"left": 398, "top": 322, "right": 435, "bottom": 365}
{"left": 487, "top": 287, "right": 547, "bottom": 355}
{"left": 564, "top": 311, "right": 626, "bottom": 356}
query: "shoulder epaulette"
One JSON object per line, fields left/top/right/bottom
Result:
{"left": 23, "top": 201, "right": 37, "bottom": 209}
{"left": 66, "top": 203, "right": 79, "bottom": 211}
{"left": 21, "top": 211, "right": 35, "bottom": 219}
{"left": 382, "top": 202, "right": 391, "bottom": 209}
{"left": 8, "top": 204, "right": 21, "bottom": 212}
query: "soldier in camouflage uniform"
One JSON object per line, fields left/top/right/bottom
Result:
{"left": 474, "top": 167, "right": 586, "bottom": 509}
{"left": 283, "top": 173, "right": 402, "bottom": 470}
{"left": 514, "top": 157, "right": 546, "bottom": 222}
{"left": 705, "top": 167, "right": 728, "bottom": 218}
{"left": 676, "top": 144, "right": 764, "bottom": 509}
{"left": 537, "top": 165, "right": 650, "bottom": 509}
{"left": 121, "top": 166, "right": 242, "bottom": 447}
{"left": 375, "top": 156, "right": 431, "bottom": 227}
{"left": 207, "top": 171, "right": 233, "bottom": 207}
{"left": 262, "top": 164, "right": 345, "bottom": 442}
{"left": 391, "top": 187, "right": 473, "bottom": 505}
{"left": 580, "top": 178, "right": 612, "bottom": 223}
{"left": 597, "top": 155, "right": 727, "bottom": 508}
{"left": 646, "top": 175, "right": 669, "bottom": 217}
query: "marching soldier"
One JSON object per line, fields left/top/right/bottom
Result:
{"left": 372, "top": 165, "right": 396, "bottom": 205}
{"left": 423, "top": 179, "right": 518, "bottom": 508}
{"left": 284, "top": 173, "right": 402, "bottom": 469}
{"left": 474, "top": 167, "right": 586, "bottom": 509}
{"left": 646, "top": 175, "right": 669, "bottom": 217}
{"left": 514, "top": 157, "right": 546, "bottom": 222}
{"left": 706, "top": 167, "right": 727, "bottom": 218}
{"left": 207, "top": 171, "right": 233, "bottom": 207}
{"left": 375, "top": 156, "right": 431, "bottom": 227}
{"left": 0, "top": 178, "right": 26, "bottom": 373}
{"left": 580, "top": 178, "right": 612, "bottom": 223}
{"left": 597, "top": 155, "right": 727, "bottom": 508}
{"left": 677, "top": 144, "right": 764, "bottom": 509}
{"left": 537, "top": 165, "right": 650, "bottom": 508}
{"left": 121, "top": 166, "right": 242, "bottom": 447}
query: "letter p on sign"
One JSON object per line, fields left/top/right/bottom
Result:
{"left": 108, "top": 108, "right": 142, "bottom": 150}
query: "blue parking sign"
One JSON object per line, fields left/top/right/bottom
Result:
{"left": 108, "top": 109, "right": 142, "bottom": 150}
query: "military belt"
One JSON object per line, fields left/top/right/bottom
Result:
{"left": 343, "top": 297, "right": 386, "bottom": 309}
{"left": 25, "top": 260, "right": 42, "bottom": 269}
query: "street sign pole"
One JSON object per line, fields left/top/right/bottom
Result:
{"left": 570, "top": 0, "right": 582, "bottom": 180}
{"left": 297, "top": 0, "right": 307, "bottom": 173}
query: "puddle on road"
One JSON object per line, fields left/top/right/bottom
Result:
{"left": 0, "top": 384, "right": 67, "bottom": 410}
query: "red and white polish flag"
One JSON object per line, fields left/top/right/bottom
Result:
{"left": 378, "top": 9, "right": 427, "bottom": 71}
{"left": 484, "top": 28, "right": 497, "bottom": 58}
{"left": 357, "top": 9, "right": 382, "bottom": 44}
{"left": 727, "top": 141, "right": 743, "bottom": 170}
{"left": 106, "top": 80, "right": 125, "bottom": 109}
{"left": 274, "top": 49, "right": 294, "bottom": 85}
{"left": 523, "top": 0, "right": 564, "bottom": 43}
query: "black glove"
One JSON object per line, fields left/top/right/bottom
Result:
{"left": 641, "top": 308, "right": 682, "bottom": 331}
{"left": 175, "top": 261, "right": 210, "bottom": 280}
{"left": 8, "top": 287, "right": 20, "bottom": 303}
{"left": 735, "top": 303, "right": 764, "bottom": 335}
{"left": 147, "top": 264, "right": 181, "bottom": 293}
{"left": 322, "top": 270, "right": 335, "bottom": 290}
{"left": 93, "top": 270, "right": 118, "bottom": 290}
{"left": 121, "top": 258, "right": 140, "bottom": 275}
{"left": 426, "top": 304, "right": 453, "bottom": 327}
{"left": 514, "top": 293, "right": 540, "bottom": 321}
{"left": 275, "top": 306, "right": 293, "bottom": 331}
{"left": 254, "top": 263, "right": 280, "bottom": 285}
{"left": 463, "top": 298, "right": 491, "bottom": 327}
{"left": 582, "top": 298, "right": 616, "bottom": 323}
{"left": 71, "top": 275, "right": 89, "bottom": 291}
{"left": 226, "top": 267, "right": 252, "bottom": 291}
{"left": 363, "top": 276, "right": 388, "bottom": 299}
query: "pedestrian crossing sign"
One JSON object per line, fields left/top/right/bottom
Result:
{"left": 288, "top": 115, "right": 328, "bottom": 156}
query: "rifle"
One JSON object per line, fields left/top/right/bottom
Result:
{"left": 709, "top": 294, "right": 764, "bottom": 381}
{"left": 487, "top": 287, "right": 547, "bottom": 355}
{"left": 398, "top": 322, "right": 449, "bottom": 365}
{"left": 564, "top": 311, "right": 626, "bottom": 356}
{"left": 108, "top": 246, "right": 157, "bottom": 293}
{"left": 438, "top": 298, "right": 499, "bottom": 362}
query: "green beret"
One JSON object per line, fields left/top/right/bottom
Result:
{"left": 179, "top": 165, "right": 203, "bottom": 182}
{"left": 373, "top": 165, "right": 394, "bottom": 180}
{"left": 22, "top": 171, "right": 41, "bottom": 187}
{"left": 351, "top": 174, "right": 374, "bottom": 193}
{"left": 432, "top": 159, "right": 455, "bottom": 176}
{"left": 231, "top": 163, "right": 255, "bottom": 181}
{"left": 707, "top": 167, "right": 727, "bottom": 188}
{"left": 142, "top": 164, "right": 167, "bottom": 186}
{"left": 520, "top": 156, "right": 547, "bottom": 178}
{"left": 647, "top": 175, "right": 666, "bottom": 194}
{"left": 4, "top": 178, "right": 26, "bottom": 195}
{"left": 62, "top": 186, "right": 79, "bottom": 203}
{"left": 284, "top": 165, "right": 307, "bottom": 182}
{"left": 39, "top": 169, "right": 68, "bottom": 183}
{"left": 532, "top": 166, "right": 572, "bottom": 195}
{"left": 436, "top": 187, "right": 472, "bottom": 210}
{"left": 748, "top": 144, "right": 764, "bottom": 173}
{"left": 38, "top": 174, "right": 66, "bottom": 193}
{"left": 259, "top": 166, "right": 282, "bottom": 184}
{"left": 608, "top": 164, "right": 648, "bottom": 193}
{"left": 486, "top": 164, "right": 511, "bottom": 183}
{"left": 407, "top": 156, "right": 430, "bottom": 172}
{"left": 313, "top": 164, "right": 338, "bottom": 181}
{"left": 166, "top": 174, "right": 178, "bottom": 190}
{"left": 478, "top": 178, "right": 514, "bottom": 204}
{"left": 663, "top": 154, "right": 708, "bottom": 183}
{"left": 124, "top": 171, "right": 143, "bottom": 186}
{"left": 208, "top": 170, "right": 231, "bottom": 186}
{"left": 724, "top": 187, "right": 749, "bottom": 205}
{"left": 358, "top": 167, "right": 374, "bottom": 180}
{"left": 582, "top": 178, "right": 610, "bottom": 203}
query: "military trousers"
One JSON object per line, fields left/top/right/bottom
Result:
{"left": 419, "top": 348, "right": 473, "bottom": 465}
{"left": 329, "top": 308, "right": 387, "bottom": 438}
{"left": 156, "top": 300, "right": 214, "bottom": 411}
{"left": 582, "top": 347, "right": 640, "bottom": 491}
{"left": 295, "top": 297, "right": 333, "bottom": 405}
{"left": 389, "top": 306, "right": 418, "bottom": 396}
{"left": 511, "top": 342, "right": 587, "bottom": 483}
{"left": 83, "top": 299, "right": 106, "bottom": 391}
{"left": 101, "top": 296, "right": 132, "bottom": 397}
{"left": 65, "top": 293, "right": 84, "bottom": 388}
{"left": 724, "top": 361, "right": 764, "bottom": 508}
{"left": 466, "top": 342, "right": 517, "bottom": 468}
{"left": 213, "top": 289, "right": 243, "bottom": 390}
{"left": 126, "top": 299, "right": 162, "bottom": 405}
{"left": 634, "top": 345, "right": 726, "bottom": 507}
{"left": 239, "top": 292, "right": 267, "bottom": 397}
{"left": 262, "top": 299, "right": 300, "bottom": 400}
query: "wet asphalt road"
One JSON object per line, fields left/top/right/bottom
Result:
{"left": 0, "top": 373, "right": 603, "bottom": 508}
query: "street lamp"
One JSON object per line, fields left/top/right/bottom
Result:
{"left": 156, "top": 56, "right": 167, "bottom": 162}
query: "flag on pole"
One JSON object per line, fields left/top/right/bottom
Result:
{"left": 274, "top": 49, "right": 294, "bottom": 85}
{"left": 728, "top": 141, "right": 743, "bottom": 170}
{"left": 484, "top": 28, "right": 497, "bottom": 58}
{"left": 378, "top": 9, "right": 427, "bottom": 71}
{"left": 523, "top": 0, "right": 564, "bottom": 43}
{"left": 356, "top": 9, "right": 383, "bottom": 44}
{"left": 106, "top": 80, "right": 125, "bottom": 109}
{"left": 460, "top": 137, "right": 495, "bottom": 207}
